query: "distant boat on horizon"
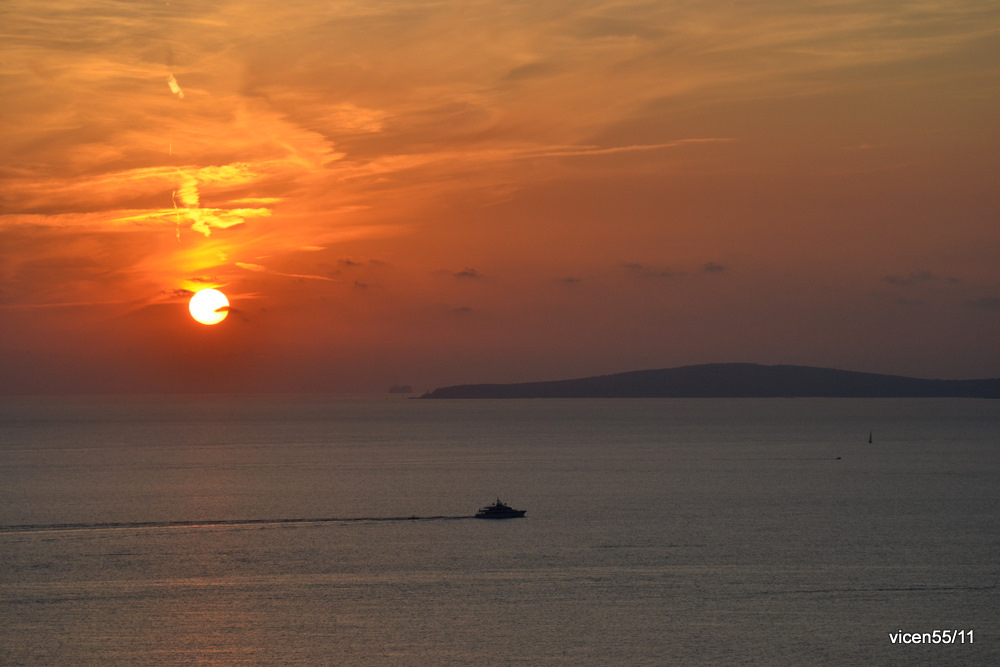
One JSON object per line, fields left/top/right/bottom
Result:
{"left": 869, "top": 431, "right": 873, "bottom": 444}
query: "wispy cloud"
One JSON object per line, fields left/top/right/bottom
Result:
{"left": 166, "top": 74, "right": 184, "bottom": 99}
{"left": 453, "top": 268, "right": 483, "bottom": 280}
{"left": 883, "top": 270, "right": 960, "bottom": 287}
{"left": 235, "top": 261, "right": 335, "bottom": 282}
{"left": 964, "top": 296, "right": 1000, "bottom": 311}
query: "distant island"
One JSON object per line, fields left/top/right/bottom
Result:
{"left": 419, "top": 363, "right": 1000, "bottom": 399}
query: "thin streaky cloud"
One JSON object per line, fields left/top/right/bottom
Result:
{"left": 236, "top": 261, "right": 336, "bottom": 282}
{"left": 332, "top": 139, "right": 734, "bottom": 183}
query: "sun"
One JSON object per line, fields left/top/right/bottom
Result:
{"left": 189, "top": 288, "right": 229, "bottom": 325}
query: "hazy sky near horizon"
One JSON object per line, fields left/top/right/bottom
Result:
{"left": 2, "top": 0, "right": 999, "bottom": 393}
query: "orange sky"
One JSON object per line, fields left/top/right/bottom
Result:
{"left": 2, "top": 0, "right": 999, "bottom": 393}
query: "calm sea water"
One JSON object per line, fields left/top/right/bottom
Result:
{"left": 1, "top": 396, "right": 997, "bottom": 665}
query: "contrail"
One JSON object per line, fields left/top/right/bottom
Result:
{"left": 166, "top": 73, "right": 184, "bottom": 240}
{"left": 172, "top": 189, "right": 180, "bottom": 241}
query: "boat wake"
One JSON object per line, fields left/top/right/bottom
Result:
{"left": 0, "top": 515, "right": 474, "bottom": 534}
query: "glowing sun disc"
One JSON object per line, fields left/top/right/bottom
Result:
{"left": 189, "top": 288, "right": 229, "bottom": 325}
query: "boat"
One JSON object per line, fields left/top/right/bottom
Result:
{"left": 475, "top": 498, "right": 526, "bottom": 519}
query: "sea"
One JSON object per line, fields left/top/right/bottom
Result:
{"left": 1, "top": 396, "right": 997, "bottom": 665}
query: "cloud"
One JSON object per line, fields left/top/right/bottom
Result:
{"left": 230, "top": 197, "right": 283, "bottom": 206}
{"left": 174, "top": 174, "right": 199, "bottom": 208}
{"left": 236, "top": 261, "right": 335, "bottom": 282}
{"left": 453, "top": 268, "right": 483, "bottom": 279}
{"left": 623, "top": 262, "right": 680, "bottom": 279}
{"left": 527, "top": 140, "right": 734, "bottom": 160}
{"left": 236, "top": 262, "right": 268, "bottom": 273}
{"left": 323, "top": 103, "right": 386, "bottom": 133}
{"left": 338, "top": 258, "right": 389, "bottom": 272}
{"left": 964, "top": 296, "right": 1000, "bottom": 311}
{"left": 503, "top": 61, "right": 559, "bottom": 81}
{"left": 883, "top": 271, "right": 959, "bottom": 287}
{"left": 703, "top": 262, "right": 727, "bottom": 273}
{"left": 166, "top": 74, "right": 184, "bottom": 99}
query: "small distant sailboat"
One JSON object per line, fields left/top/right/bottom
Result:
{"left": 868, "top": 431, "right": 872, "bottom": 444}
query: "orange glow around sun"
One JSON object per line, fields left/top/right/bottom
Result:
{"left": 189, "top": 288, "right": 229, "bottom": 325}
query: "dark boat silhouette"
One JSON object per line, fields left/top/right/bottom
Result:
{"left": 475, "top": 498, "right": 526, "bottom": 519}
